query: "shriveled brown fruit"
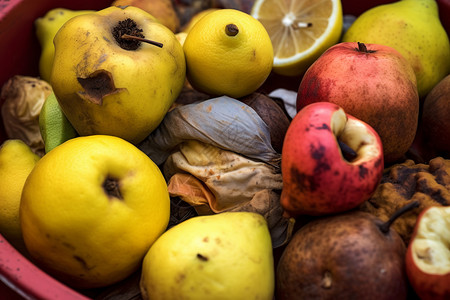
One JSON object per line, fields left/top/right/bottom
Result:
{"left": 359, "top": 157, "right": 450, "bottom": 245}
{"left": 112, "top": 0, "right": 180, "bottom": 32}
{"left": 276, "top": 210, "right": 409, "bottom": 300}
{"left": 240, "top": 93, "right": 290, "bottom": 153}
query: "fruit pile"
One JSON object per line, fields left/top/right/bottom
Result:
{"left": 0, "top": 0, "right": 449, "bottom": 299}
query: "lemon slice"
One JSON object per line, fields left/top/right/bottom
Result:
{"left": 251, "top": 0, "right": 343, "bottom": 76}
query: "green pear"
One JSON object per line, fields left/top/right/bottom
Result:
{"left": 139, "top": 212, "right": 274, "bottom": 300}
{"left": 342, "top": 0, "right": 450, "bottom": 98}
{"left": 39, "top": 92, "right": 78, "bottom": 153}
{"left": 35, "top": 8, "right": 95, "bottom": 82}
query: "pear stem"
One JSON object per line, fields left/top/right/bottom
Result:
{"left": 121, "top": 34, "right": 163, "bottom": 48}
{"left": 379, "top": 201, "right": 420, "bottom": 234}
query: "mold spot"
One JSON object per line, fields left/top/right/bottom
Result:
{"left": 359, "top": 165, "right": 368, "bottom": 179}
{"left": 315, "top": 123, "right": 330, "bottom": 131}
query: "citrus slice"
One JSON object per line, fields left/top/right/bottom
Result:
{"left": 251, "top": 0, "right": 343, "bottom": 76}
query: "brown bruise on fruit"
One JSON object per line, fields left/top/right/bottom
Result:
{"left": 359, "top": 157, "right": 450, "bottom": 244}
{"left": 196, "top": 253, "right": 209, "bottom": 261}
{"left": 290, "top": 142, "right": 329, "bottom": 192}
{"left": 73, "top": 255, "right": 93, "bottom": 271}
{"left": 103, "top": 176, "right": 123, "bottom": 200}
{"left": 77, "top": 70, "right": 125, "bottom": 105}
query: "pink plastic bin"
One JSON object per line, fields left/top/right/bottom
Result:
{"left": 0, "top": 0, "right": 449, "bottom": 298}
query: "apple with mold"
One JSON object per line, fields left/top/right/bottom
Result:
{"left": 281, "top": 102, "right": 384, "bottom": 217}
{"left": 405, "top": 206, "right": 450, "bottom": 300}
{"left": 297, "top": 42, "right": 419, "bottom": 164}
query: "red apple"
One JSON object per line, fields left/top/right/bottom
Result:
{"left": 280, "top": 102, "right": 384, "bottom": 217}
{"left": 297, "top": 42, "right": 419, "bottom": 164}
{"left": 405, "top": 206, "right": 450, "bottom": 300}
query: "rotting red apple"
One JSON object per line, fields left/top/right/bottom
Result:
{"left": 297, "top": 42, "right": 419, "bottom": 164}
{"left": 280, "top": 102, "right": 384, "bottom": 217}
{"left": 405, "top": 206, "right": 450, "bottom": 300}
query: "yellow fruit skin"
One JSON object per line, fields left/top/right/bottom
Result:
{"left": 140, "top": 212, "right": 274, "bottom": 300}
{"left": 35, "top": 8, "right": 95, "bottom": 82}
{"left": 50, "top": 6, "right": 186, "bottom": 145}
{"left": 0, "top": 139, "right": 39, "bottom": 252}
{"left": 183, "top": 9, "right": 274, "bottom": 98}
{"left": 342, "top": 0, "right": 450, "bottom": 98}
{"left": 20, "top": 135, "right": 170, "bottom": 288}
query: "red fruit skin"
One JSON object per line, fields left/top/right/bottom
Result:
{"left": 405, "top": 208, "right": 450, "bottom": 300}
{"left": 280, "top": 102, "right": 384, "bottom": 217}
{"left": 296, "top": 42, "right": 419, "bottom": 165}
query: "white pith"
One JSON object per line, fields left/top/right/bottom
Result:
{"left": 412, "top": 206, "right": 450, "bottom": 274}
{"left": 331, "top": 109, "right": 381, "bottom": 163}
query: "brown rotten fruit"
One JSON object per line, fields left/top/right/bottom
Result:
{"left": 406, "top": 206, "right": 450, "bottom": 300}
{"left": 276, "top": 202, "right": 419, "bottom": 300}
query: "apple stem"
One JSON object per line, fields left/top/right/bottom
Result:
{"left": 121, "top": 34, "right": 163, "bottom": 48}
{"left": 357, "top": 42, "right": 376, "bottom": 53}
{"left": 338, "top": 140, "right": 357, "bottom": 161}
{"left": 225, "top": 24, "right": 239, "bottom": 36}
{"left": 379, "top": 201, "right": 420, "bottom": 234}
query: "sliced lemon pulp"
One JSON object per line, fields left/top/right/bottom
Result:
{"left": 251, "top": 0, "right": 343, "bottom": 76}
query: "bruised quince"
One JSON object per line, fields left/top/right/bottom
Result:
{"left": 50, "top": 6, "right": 186, "bottom": 144}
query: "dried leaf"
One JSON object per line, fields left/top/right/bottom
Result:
{"left": 1, "top": 76, "right": 52, "bottom": 156}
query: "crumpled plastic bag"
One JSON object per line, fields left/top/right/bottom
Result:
{"left": 1, "top": 76, "right": 52, "bottom": 156}
{"left": 164, "top": 140, "right": 293, "bottom": 247}
{"left": 138, "top": 96, "right": 281, "bottom": 167}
